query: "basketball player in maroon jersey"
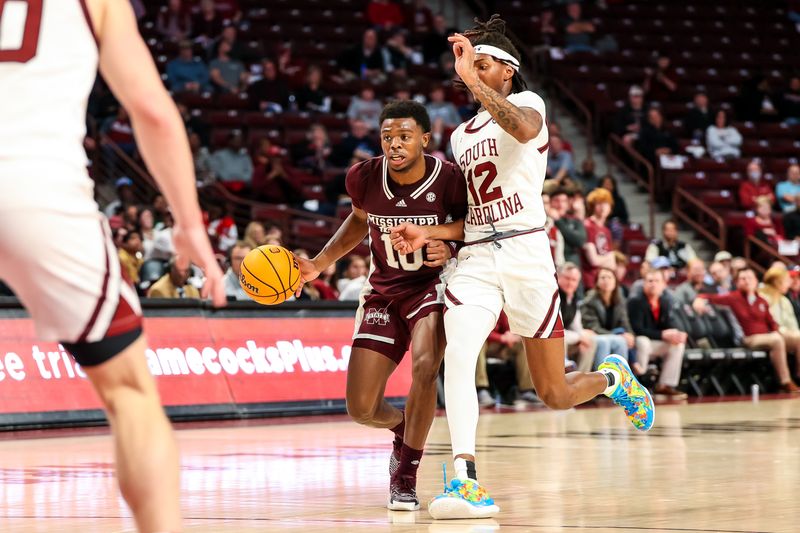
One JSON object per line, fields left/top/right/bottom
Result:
{"left": 295, "top": 101, "right": 468, "bottom": 510}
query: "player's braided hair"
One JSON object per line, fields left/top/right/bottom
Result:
{"left": 455, "top": 14, "right": 529, "bottom": 94}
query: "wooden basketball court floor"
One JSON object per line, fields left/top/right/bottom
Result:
{"left": 0, "top": 398, "right": 798, "bottom": 533}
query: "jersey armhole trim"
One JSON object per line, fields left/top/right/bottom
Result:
{"left": 78, "top": 0, "right": 100, "bottom": 46}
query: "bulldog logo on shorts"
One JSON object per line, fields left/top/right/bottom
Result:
{"left": 365, "top": 307, "right": 390, "bottom": 326}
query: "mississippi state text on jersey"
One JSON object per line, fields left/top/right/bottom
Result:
{"left": 346, "top": 154, "right": 468, "bottom": 297}
{"left": 449, "top": 91, "right": 549, "bottom": 243}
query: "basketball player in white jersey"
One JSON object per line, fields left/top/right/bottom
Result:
{"left": 390, "top": 15, "right": 655, "bottom": 519}
{"left": 0, "top": 1, "right": 225, "bottom": 531}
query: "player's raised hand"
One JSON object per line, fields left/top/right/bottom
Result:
{"left": 172, "top": 223, "right": 227, "bottom": 307}
{"left": 390, "top": 223, "right": 429, "bottom": 254}
{"left": 448, "top": 33, "right": 477, "bottom": 85}
{"left": 423, "top": 240, "right": 452, "bottom": 268}
{"left": 294, "top": 256, "right": 321, "bottom": 297}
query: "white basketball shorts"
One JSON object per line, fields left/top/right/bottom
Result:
{"left": 444, "top": 228, "right": 564, "bottom": 338}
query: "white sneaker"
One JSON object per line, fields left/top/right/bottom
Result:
{"left": 477, "top": 389, "right": 495, "bottom": 407}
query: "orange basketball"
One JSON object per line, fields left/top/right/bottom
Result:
{"left": 239, "top": 245, "right": 301, "bottom": 305}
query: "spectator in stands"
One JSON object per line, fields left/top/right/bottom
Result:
{"left": 209, "top": 40, "right": 247, "bottom": 94}
{"left": 263, "top": 223, "right": 283, "bottom": 246}
{"left": 779, "top": 75, "right": 800, "bottom": 123}
{"left": 118, "top": 229, "right": 144, "bottom": 285}
{"left": 347, "top": 86, "right": 383, "bottom": 131}
{"left": 189, "top": 132, "right": 214, "bottom": 185}
{"left": 213, "top": 0, "right": 241, "bottom": 23}
{"left": 614, "top": 85, "right": 646, "bottom": 146}
{"left": 636, "top": 107, "right": 679, "bottom": 165}
{"left": 543, "top": 194, "right": 565, "bottom": 267}
{"left": 784, "top": 193, "right": 800, "bottom": 239}
{"left": 759, "top": 266, "right": 800, "bottom": 353}
{"left": 383, "top": 29, "right": 423, "bottom": 76}
{"left": 731, "top": 256, "right": 748, "bottom": 282}
{"left": 406, "top": 0, "right": 434, "bottom": 33}
{"left": 745, "top": 197, "right": 784, "bottom": 248}
{"left": 177, "top": 102, "right": 210, "bottom": 146}
{"left": 191, "top": 0, "right": 223, "bottom": 45}
{"left": 694, "top": 268, "right": 800, "bottom": 393}
{"left": 294, "top": 65, "right": 331, "bottom": 114}
{"left": 222, "top": 241, "right": 251, "bottom": 301}
{"left": 249, "top": 58, "right": 290, "bottom": 113}
{"left": 210, "top": 131, "right": 253, "bottom": 190}
{"left": 275, "top": 42, "right": 304, "bottom": 79}
{"left": 156, "top": 0, "right": 191, "bottom": 41}
{"left": 645, "top": 219, "right": 696, "bottom": 270}
{"left": 546, "top": 135, "right": 576, "bottom": 185}
{"left": 736, "top": 73, "right": 781, "bottom": 123}
{"left": 243, "top": 221, "right": 266, "bottom": 248}
{"left": 628, "top": 270, "right": 688, "bottom": 399}
{"left": 152, "top": 194, "right": 170, "bottom": 228}
{"left": 422, "top": 14, "right": 450, "bottom": 65}
{"left": 209, "top": 25, "right": 245, "bottom": 62}
{"left": 102, "top": 106, "right": 137, "bottom": 157}
{"left": 104, "top": 176, "right": 136, "bottom": 218}
{"left": 366, "top": 0, "right": 404, "bottom": 29}
{"left": 337, "top": 255, "right": 368, "bottom": 300}
{"left": 562, "top": 2, "right": 596, "bottom": 53}
{"left": 581, "top": 267, "right": 634, "bottom": 367}
{"left": 538, "top": 9, "right": 557, "bottom": 46}
{"left": 167, "top": 41, "right": 210, "bottom": 93}
{"left": 291, "top": 123, "right": 333, "bottom": 176}
{"left": 207, "top": 204, "right": 238, "bottom": 254}
{"left": 630, "top": 256, "right": 675, "bottom": 300}
{"left": 337, "top": 28, "right": 387, "bottom": 83}
{"left": 683, "top": 91, "right": 713, "bottom": 140}
{"left": 147, "top": 257, "right": 201, "bottom": 299}
{"left": 139, "top": 207, "right": 156, "bottom": 260}
{"left": 674, "top": 258, "right": 715, "bottom": 305}
{"left": 581, "top": 188, "right": 616, "bottom": 289}
{"left": 642, "top": 54, "right": 678, "bottom": 103}
{"left": 613, "top": 251, "right": 630, "bottom": 298}
{"left": 548, "top": 122, "right": 573, "bottom": 152}
{"left": 549, "top": 188, "right": 586, "bottom": 268}
{"left": 331, "top": 119, "right": 380, "bottom": 167}
{"left": 775, "top": 164, "right": 800, "bottom": 213}
{"left": 787, "top": 267, "right": 800, "bottom": 321}
{"left": 251, "top": 137, "right": 295, "bottom": 204}
{"left": 559, "top": 263, "right": 596, "bottom": 372}
{"left": 705, "top": 109, "right": 742, "bottom": 159}
{"left": 598, "top": 174, "right": 630, "bottom": 226}
{"left": 426, "top": 86, "right": 461, "bottom": 129}
{"left": 478, "top": 313, "right": 540, "bottom": 404}
{"left": 707, "top": 259, "right": 732, "bottom": 294}
{"left": 575, "top": 158, "right": 599, "bottom": 193}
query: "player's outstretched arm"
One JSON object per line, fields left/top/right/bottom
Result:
{"left": 294, "top": 207, "right": 369, "bottom": 295}
{"left": 389, "top": 220, "right": 465, "bottom": 254}
{"left": 449, "top": 33, "right": 543, "bottom": 144}
{"left": 91, "top": 0, "right": 225, "bottom": 306}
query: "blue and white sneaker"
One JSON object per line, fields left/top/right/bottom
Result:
{"left": 599, "top": 354, "right": 655, "bottom": 431}
{"left": 428, "top": 478, "right": 499, "bottom": 519}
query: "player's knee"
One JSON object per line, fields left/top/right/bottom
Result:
{"left": 537, "top": 385, "right": 573, "bottom": 410}
{"left": 345, "top": 397, "right": 377, "bottom": 426}
{"left": 411, "top": 352, "right": 441, "bottom": 385}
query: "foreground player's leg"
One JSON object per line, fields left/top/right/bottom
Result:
{"left": 429, "top": 304, "right": 500, "bottom": 520}
{"left": 82, "top": 335, "right": 181, "bottom": 533}
{"left": 525, "top": 337, "right": 655, "bottom": 431}
{"left": 388, "top": 312, "right": 447, "bottom": 511}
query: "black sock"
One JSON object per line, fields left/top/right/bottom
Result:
{"left": 604, "top": 371, "right": 616, "bottom": 388}
{"left": 466, "top": 460, "right": 477, "bottom": 481}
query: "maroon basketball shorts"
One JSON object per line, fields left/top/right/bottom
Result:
{"left": 352, "top": 278, "right": 446, "bottom": 363}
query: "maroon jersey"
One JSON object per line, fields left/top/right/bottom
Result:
{"left": 346, "top": 155, "right": 468, "bottom": 297}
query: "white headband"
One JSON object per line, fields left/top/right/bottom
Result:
{"left": 473, "top": 44, "right": 520, "bottom": 71}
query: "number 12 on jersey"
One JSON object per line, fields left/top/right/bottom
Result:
{"left": 381, "top": 233, "right": 423, "bottom": 271}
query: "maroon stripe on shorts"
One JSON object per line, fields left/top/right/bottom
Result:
{"left": 77, "top": 222, "right": 111, "bottom": 342}
{"left": 548, "top": 314, "right": 565, "bottom": 339}
{"left": 444, "top": 288, "right": 463, "bottom": 306}
{"left": 533, "top": 289, "right": 559, "bottom": 338}
{"left": 106, "top": 289, "right": 143, "bottom": 338}
{"left": 537, "top": 141, "right": 549, "bottom": 153}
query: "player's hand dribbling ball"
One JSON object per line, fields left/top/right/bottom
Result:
{"left": 239, "top": 245, "right": 301, "bottom": 305}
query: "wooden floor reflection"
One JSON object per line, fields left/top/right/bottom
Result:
{"left": 0, "top": 398, "right": 798, "bottom": 532}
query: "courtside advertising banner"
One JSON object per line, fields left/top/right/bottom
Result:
{"left": 0, "top": 316, "right": 412, "bottom": 416}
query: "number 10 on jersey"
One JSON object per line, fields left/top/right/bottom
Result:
{"left": 381, "top": 234, "right": 423, "bottom": 271}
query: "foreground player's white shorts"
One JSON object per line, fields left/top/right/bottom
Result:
{"left": 444, "top": 228, "right": 564, "bottom": 338}
{"left": 0, "top": 162, "right": 142, "bottom": 345}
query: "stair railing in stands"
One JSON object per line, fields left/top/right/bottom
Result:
{"left": 743, "top": 235, "right": 796, "bottom": 274}
{"left": 549, "top": 78, "right": 593, "bottom": 160}
{"left": 96, "top": 134, "right": 160, "bottom": 204}
{"left": 671, "top": 186, "right": 726, "bottom": 253}
{"left": 606, "top": 133, "right": 655, "bottom": 236}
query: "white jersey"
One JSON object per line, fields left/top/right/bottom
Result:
{"left": 0, "top": 0, "right": 98, "bottom": 173}
{"left": 450, "top": 91, "right": 549, "bottom": 243}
